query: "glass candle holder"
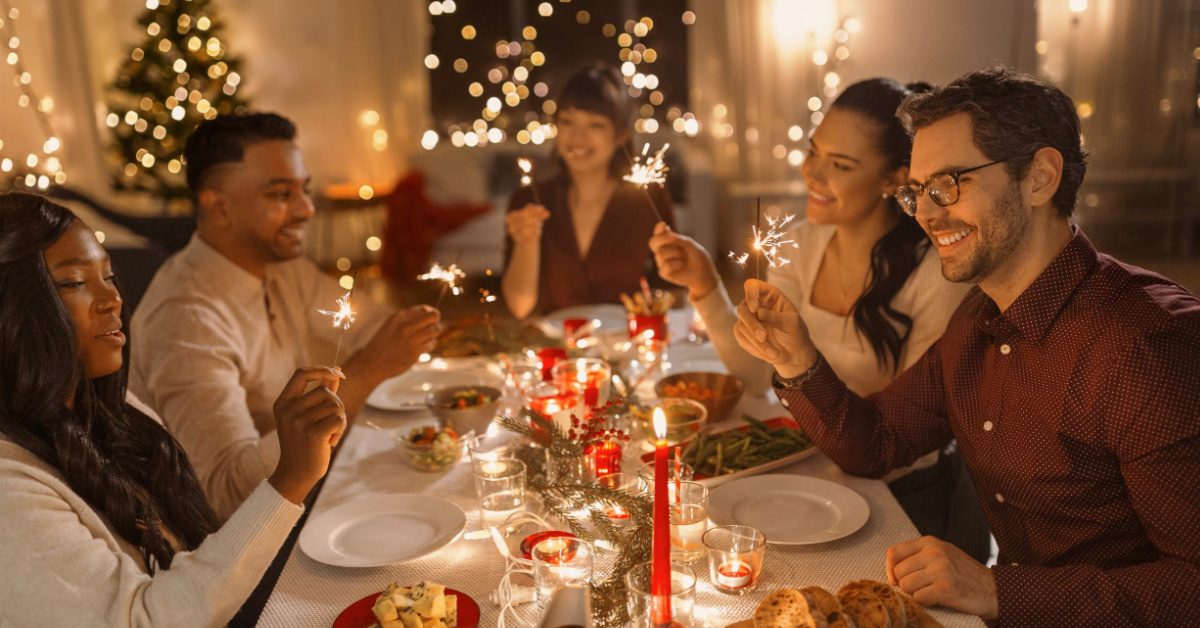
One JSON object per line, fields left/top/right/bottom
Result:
{"left": 472, "top": 459, "right": 526, "bottom": 524}
{"left": 702, "top": 524, "right": 766, "bottom": 595}
{"left": 624, "top": 560, "right": 696, "bottom": 628}
{"left": 595, "top": 472, "right": 640, "bottom": 526}
{"left": 551, "top": 357, "right": 612, "bottom": 413}
{"left": 466, "top": 432, "right": 516, "bottom": 467}
{"left": 532, "top": 536, "right": 593, "bottom": 609}
{"left": 585, "top": 438, "right": 623, "bottom": 478}
{"left": 537, "top": 347, "right": 569, "bottom": 381}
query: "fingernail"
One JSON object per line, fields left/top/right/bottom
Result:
{"left": 333, "top": 366, "right": 346, "bottom": 378}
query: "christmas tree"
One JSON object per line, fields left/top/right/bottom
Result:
{"left": 104, "top": 0, "right": 248, "bottom": 201}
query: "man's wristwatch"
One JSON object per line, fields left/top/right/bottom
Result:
{"left": 771, "top": 353, "right": 824, "bottom": 390}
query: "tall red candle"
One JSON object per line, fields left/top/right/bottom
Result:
{"left": 651, "top": 407, "right": 672, "bottom": 625}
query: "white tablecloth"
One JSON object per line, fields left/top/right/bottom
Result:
{"left": 259, "top": 343, "right": 983, "bottom": 628}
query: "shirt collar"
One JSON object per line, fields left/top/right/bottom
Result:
{"left": 180, "top": 233, "right": 265, "bottom": 303}
{"left": 974, "top": 225, "right": 1098, "bottom": 341}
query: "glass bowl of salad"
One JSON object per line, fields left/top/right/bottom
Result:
{"left": 425, "top": 385, "right": 502, "bottom": 435}
{"left": 399, "top": 424, "right": 465, "bottom": 472}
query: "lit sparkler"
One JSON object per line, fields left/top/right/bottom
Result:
{"left": 419, "top": 261, "right": 467, "bottom": 308}
{"left": 623, "top": 143, "right": 669, "bottom": 223}
{"left": 728, "top": 204, "right": 798, "bottom": 279}
{"left": 516, "top": 157, "right": 543, "bottom": 205}
{"left": 318, "top": 289, "right": 356, "bottom": 365}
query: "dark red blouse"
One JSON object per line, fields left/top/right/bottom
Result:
{"left": 503, "top": 172, "right": 673, "bottom": 316}
{"left": 776, "top": 227, "right": 1200, "bottom": 626}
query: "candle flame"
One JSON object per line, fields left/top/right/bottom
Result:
{"left": 653, "top": 407, "right": 667, "bottom": 441}
{"left": 318, "top": 291, "right": 356, "bottom": 329}
{"left": 417, "top": 262, "right": 466, "bottom": 295}
{"left": 623, "top": 143, "right": 670, "bottom": 188}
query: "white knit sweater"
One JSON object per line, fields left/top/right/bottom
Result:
{"left": 0, "top": 409, "right": 302, "bottom": 626}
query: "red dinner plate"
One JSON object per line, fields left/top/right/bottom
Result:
{"left": 642, "top": 417, "right": 810, "bottom": 480}
{"left": 332, "top": 587, "right": 481, "bottom": 628}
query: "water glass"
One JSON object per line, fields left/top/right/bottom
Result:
{"left": 466, "top": 432, "right": 516, "bottom": 468}
{"left": 669, "top": 481, "right": 709, "bottom": 563}
{"left": 473, "top": 459, "right": 526, "bottom": 524}
{"left": 624, "top": 561, "right": 696, "bottom": 628}
{"left": 532, "top": 536, "right": 593, "bottom": 609}
{"left": 703, "top": 524, "right": 766, "bottom": 594}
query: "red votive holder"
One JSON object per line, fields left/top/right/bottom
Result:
{"left": 537, "top": 347, "right": 568, "bottom": 381}
{"left": 585, "top": 439, "right": 623, "bottom": 478}
{"left": 628, "top": 313, "right": 669, "bottom": 343}
{"left": 520, "top": 530, "right": 578, "bottom": 560}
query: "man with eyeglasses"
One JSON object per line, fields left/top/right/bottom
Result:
{"left": 734, "top": 67, "right": 1200, "bottom": 625}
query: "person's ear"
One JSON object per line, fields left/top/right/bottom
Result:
{"left": 1026, "top": 146, "right": 1063, "bottom": 210}
{"left": 196, "top": 187, "right": 232, "bottom": 227}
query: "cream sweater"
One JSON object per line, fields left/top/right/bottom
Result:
{"left": 0, "top": 416, "right": 303, "bottom": 626}
{"left": 695, "top": 221, "right": 972, "bottom": 397}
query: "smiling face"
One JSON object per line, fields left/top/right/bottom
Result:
{"left": 801, "top": 108, "right": 904, "bottom": 226}
{"left": 909, "top": 112, "right": 1030, "bottom": 284}
{"left": 43, "top": 220, "right": 125, "bottom": 379}
{"left": 554, "top": 107, "right": 625, "bottom": 177}
{"left": 199, "top": 140, "right": 314, "bottom": 276}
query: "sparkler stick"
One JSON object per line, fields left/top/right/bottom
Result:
{"left": 727, "top": 201, "right": 799, "bottom": 280}
{"left": 622, "top": 143, "right": 670, "bottom": 224}
{"left": 516, "top": 157, "right": 543, "bottom": 206}
{"left": 317, "top": 271, "right": 359, "bottom": 366}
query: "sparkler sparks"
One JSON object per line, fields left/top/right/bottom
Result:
{"left": 418, "top": 263, "right": 467, "bottom": 296}
{"left": 728, "top": 213, "right": 799, "bottom": 272}
{"left": 516, "top": 157, "right": 542, "bottom": 205}
{"left": 318, "top": 291, "right": 356, "bottom": 329}
{"left": 623, "top": 143, "right": 670, "bottom": 188}
{"left": 318, "top": 289, "right": 357, "bottom": 365}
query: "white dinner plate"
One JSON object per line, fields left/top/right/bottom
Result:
{"left": 541, "top": 304, "right": 629, "bottom": 337}
{"left": 299, "top": 494, "right": 466, "bottom": 567}
{"left": 367, "top": 359, "right": 505, "bottom": 411}
{"left": 706, "top": 474, "right": 870, "bottom": 545}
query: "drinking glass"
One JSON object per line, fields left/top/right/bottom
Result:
{"left": 472, "top": 459, "right": 526, "bottom": 524}
{"left": 669, "top": 481, "right": 709, "bottom": 563}
{"left": 624, "top": 561, "right": 696, "bottom": 628}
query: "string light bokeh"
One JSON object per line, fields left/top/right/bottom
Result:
{"left": 0, "top": 1, "right": 66, "bottom": 191}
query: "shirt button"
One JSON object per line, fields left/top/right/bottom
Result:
{"left": 983, "top": 421, "right": 994, "bottom": 431}
{"left": 780, "top": 397, "right": 790, "bottom": 408}
{"left": 995, "top": 493, "right": 1005, "bottom": 503}
{"left": 1000, "top": 344, "right": 1012, "bottom": 355}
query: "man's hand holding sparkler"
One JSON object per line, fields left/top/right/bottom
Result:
{"left": 334, "top": 305, "right": 441, "bottom": 418}
{"left": 648, "top": 221, "right": 721, "bottom": 301}
{"left": 734, "top": 279, "right": 819, "bottom": 379}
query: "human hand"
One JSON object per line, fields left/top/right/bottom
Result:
{"left": 506, "top": 203, "right": 550, "bottom": 245}
{"left": 368, "top": 305, "right": 441, "bottom": 376}
{"left": 648, "top": 222, "right": 720, "bottom": 300}
{"left": 733, "top": 279, "right": 817, "bottom": 378}
{"left": 886, "top": 535, "right": 999, "bottom": 619}
{"left": 268, "top": 366, "right": 347, "bottom": 504}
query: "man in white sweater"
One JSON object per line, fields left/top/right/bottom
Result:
{"left": 131, "top": 113, "right": 441, "bottom": 519}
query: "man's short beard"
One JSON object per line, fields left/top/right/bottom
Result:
{"left": 942, "top": 184, "right": 1028, "bottom": 284}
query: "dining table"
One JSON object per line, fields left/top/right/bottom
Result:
{"left": 255, "top": 315, "right": 985, "bottom": 628}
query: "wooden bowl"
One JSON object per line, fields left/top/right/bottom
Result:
{"left": 655, "top": 372, "right": 745, "bottom": 423}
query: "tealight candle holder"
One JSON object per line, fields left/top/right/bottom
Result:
{"left": 702, "top": 524, "right": 766, "bottom": 595}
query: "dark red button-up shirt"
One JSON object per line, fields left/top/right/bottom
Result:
{"left": 776, "top": 227, "right": 1200, "bottom": 626}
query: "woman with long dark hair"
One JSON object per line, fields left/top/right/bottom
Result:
{"left": 0, "top": 192, "right": 346, "bottom": 625}
{"left": 651, "top": 79, "right": 987, "bottom": 557}
{"left": 502, "top": 63, "right": 673, "bottom": 318}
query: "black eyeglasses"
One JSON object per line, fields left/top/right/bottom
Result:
{"left": 894, "top": 158, "right": 1011, "bottom": 217}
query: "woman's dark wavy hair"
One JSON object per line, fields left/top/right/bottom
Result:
{"left": 0, "top": 192, "right": 218, "bottom": 573}
{"left": 552, "top": 63, "right": 635, "bottom": 178}
{"left": 831, "top": 78, "right": 934, "bottom": 371}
